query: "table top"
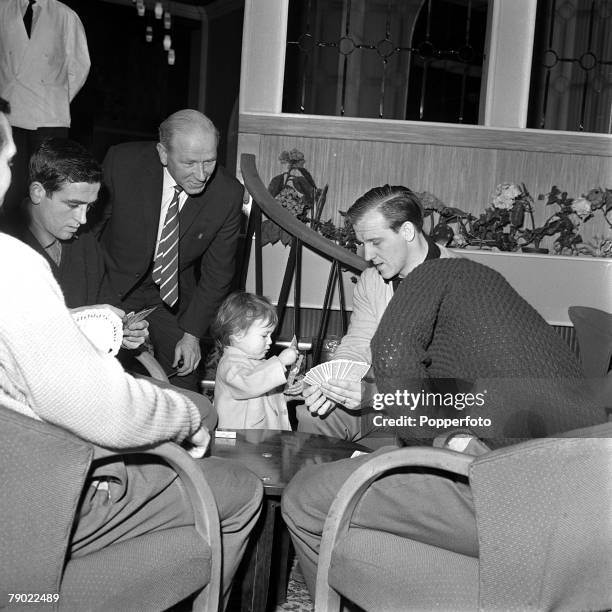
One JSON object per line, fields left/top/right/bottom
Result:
{"left": 211, "top": 429, "right": 369, "bottom": 496}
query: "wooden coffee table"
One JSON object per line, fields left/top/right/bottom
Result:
{"left": 212, "top": 429, "right": 369, "bottom": 612}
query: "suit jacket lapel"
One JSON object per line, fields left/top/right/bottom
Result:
{"left": 179, "top": 193, "right": 205, "bottom": 239}
{"left": 141, "top": 159, "right": 164, "bottom": 254}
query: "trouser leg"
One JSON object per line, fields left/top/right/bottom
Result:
{"left": 281, "top": 447, "right": 477, "bottom": 597}
{"left": 120, "top": 289, "right": 202, "bottom": 392}
{"left": 296, "top": 403, "right": 361, "bottom": 440}
{"left": 195, "top": 457, "right": 264, "bottom": 604}
{"left": 71, "top": 456, "right": 263, "bottom": 602}
{"left": 146, "top": 299, "right": 201, "bottom": 392}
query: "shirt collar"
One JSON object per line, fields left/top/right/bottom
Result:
{"left": 385, "top": 236, "right": 442, "bottom": 289}
{"left": 162, "top": 167, "right": 187, "bottom": 207}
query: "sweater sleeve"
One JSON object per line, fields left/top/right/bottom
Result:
{"left": 333, "top": 269, "right": 382, "bottom": 364}
{"left": 0, "top": 236, "right": 201, "bottom": 449}
{"left": 217, "top": 354, "right": 287, "bottom": 400}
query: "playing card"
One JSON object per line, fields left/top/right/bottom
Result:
{"left": 125, "top": 305, "right": 157, "bottom": 326}
{"left": 287, "top": 353, "right": 304, "bottom": 386}
{"left": 303, "top": 359, "right": 370, "bottom": 385}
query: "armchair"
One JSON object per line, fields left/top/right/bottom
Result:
{"left": 568, "top": 306, "right": 612, "bottom": 378}
{"left": 0, "top": 406, "right": 221, "bottom": 612}
{"left": 315, "top": 422, "right": 612, "bottom": 612}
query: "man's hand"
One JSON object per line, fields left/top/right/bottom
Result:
{"left": 303, "top": 384, "right": 335, "bottom": 417}
{"left": 304, "top": 377, "right": 376, "bottom": 417}
{"left": 320, "top": 378, "right": 363, "bottom": 410}
{"left": 184, "top": 424, "right": 210, "bottom": 459}
{"left": 121, "top": 319, "right": 149, "bottom": 349}
{"left": 173, "top": 332, "right": 201, "bottom": 376}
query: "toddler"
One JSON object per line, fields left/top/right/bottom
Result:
{"left": 211, "top": 292, "right": 298, "bottom": 430}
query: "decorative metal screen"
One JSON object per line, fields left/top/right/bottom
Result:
{"left": 528, "top": 0, "right": 611, "bottom": 133}
{"left": 282, "top": 0, "right": 489, "bottom": 123}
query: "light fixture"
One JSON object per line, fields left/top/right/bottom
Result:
{"left": 135, "top": 1, "right": 175, "bottom": 65}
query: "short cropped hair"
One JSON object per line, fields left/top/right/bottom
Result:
{"left": 29, "top": 138, "right": 102, "bottom": 196}
{"left": 211, "top": 292, "right": 278, "bottom": 349}
{"left": 0, "top": 97, "right": 10, "bottom": 149}
{"left": 346, "top": 184, "right": 424, "bottom": 233}
{"left": 158, "top": 109, "right": 219, "bottom": 150}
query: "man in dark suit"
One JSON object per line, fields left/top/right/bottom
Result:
{"left": 100, "top": 110, "right": 244, "bottom": 391}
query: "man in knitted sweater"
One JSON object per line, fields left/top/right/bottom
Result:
{"left": 298, "top": 184, "right": 458, "bottom": 440}
{"left": 0, "top": 98, "right": 262, "bottom": 605}
{"left": 283, "top": 256, "right": 607, "bottom": 599}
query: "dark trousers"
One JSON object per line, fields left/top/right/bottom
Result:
{"left": 119, "top": 278, "right": 203, "bottom": 392}
{"left": 1, "top": 127, "right": 69, "bottom": 231}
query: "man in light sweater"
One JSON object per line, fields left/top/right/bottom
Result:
{"left": 298, "top": 184, "right": 458, "bottom": 440}
{"left": 0, "top": 98, "right": 262, "bottom": 607}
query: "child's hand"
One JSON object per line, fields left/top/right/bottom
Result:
{"left": 279, "top": 347, "right": 298, "bottom": 367}
{"left": 284, "top": 376, "right": 304, "bottom": 397}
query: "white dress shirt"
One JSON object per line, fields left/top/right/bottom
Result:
{"left": 0, "top": 0, "right": 90, "bottom": 129}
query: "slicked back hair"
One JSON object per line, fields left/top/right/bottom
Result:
{"left": 211, "top": 291, "right": 278, "bottom": 349}
{"left": 29, "top": 137, "right": 102, "bottom": 196}
{"left": 346, "top": 184, "right": 424, "bottom": 233}
{"left": 158, "top": 109, "right": 219, "bottom": 150}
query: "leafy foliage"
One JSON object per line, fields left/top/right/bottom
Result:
{"left": 261, "top": 149, "right": 357, "bottom": 253}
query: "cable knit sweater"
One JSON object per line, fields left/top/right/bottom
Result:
{"left": 371, "top": 258, "right": 605, "bottom": 447}
{"left": 334, "top": 244, "right": 458, "bottom": 364}
{"left": 0, "top": 233, "right": 201, "bottom": 448}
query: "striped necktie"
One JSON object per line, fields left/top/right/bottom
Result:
{"left": 23, "top": 0, "right": 35, "bottom": 37}
{"left": 153, "top": 185, "right": 182, "bottom": 307}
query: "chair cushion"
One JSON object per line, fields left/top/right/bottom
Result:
{"left": 471, "top": 435, "right": 612, "bottom": 612}
{"left": 329, "top": 528, "right": 478, "bottom": 611}
{"left": 0, "top": 407, "right": 92, "bottom": 607}
{"left": 60, "top": 526, "right": 211, "bottom": 612}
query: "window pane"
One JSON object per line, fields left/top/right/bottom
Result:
{"left": 283, "top": 0, "right": 489, "bottom": 123}
{"left": 528, "top": 0, "right": 612, "bottom": 133}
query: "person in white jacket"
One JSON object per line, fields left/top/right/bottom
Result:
{"left": 298, "top": 184, "right": 458, "bottom": 440}
{"left": 0, "top": 0, "right": 90, "bottom": 222}
{"left": 212, "top": 291, "right": 298, "bottom": 430}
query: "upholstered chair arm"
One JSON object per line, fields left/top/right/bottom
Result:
{"left": 314, "top": 447, "right": 474, "bottom": 612}
{"left": 125, "top": 442, "right": 222, "bottom": 612}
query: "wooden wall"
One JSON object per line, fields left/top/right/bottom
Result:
{"left": 238, "top": 113, "right": 612, "bottom": 248}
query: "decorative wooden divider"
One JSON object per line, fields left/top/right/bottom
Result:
{"left": 240, "top": 153, "right": 367, "bottom": 363}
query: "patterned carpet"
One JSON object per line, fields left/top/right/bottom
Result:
{"left": 274, "top": 560, "right": 313, "bottom": 612}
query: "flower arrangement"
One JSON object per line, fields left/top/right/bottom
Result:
{"left": 426, "top": 182, "right": 612, "bottom": 256}
{"left": 262, "top": 149, "right": 357, "bottom": 252}
{"left": 262, "top": 148, "right": 611, "bottom": 259}
{"left": 520, "top": 186, "right": 612, "bottom": 255}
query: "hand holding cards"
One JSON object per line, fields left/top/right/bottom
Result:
{"left": 123, "top": 306, "right": 157, "bottom": 327}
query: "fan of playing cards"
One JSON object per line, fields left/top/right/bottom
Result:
{"left": 73, "top": 308, "right": 123, "bottom": 356}
{"left": 304, "top": 359, "right": 370, "bottom": 386}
